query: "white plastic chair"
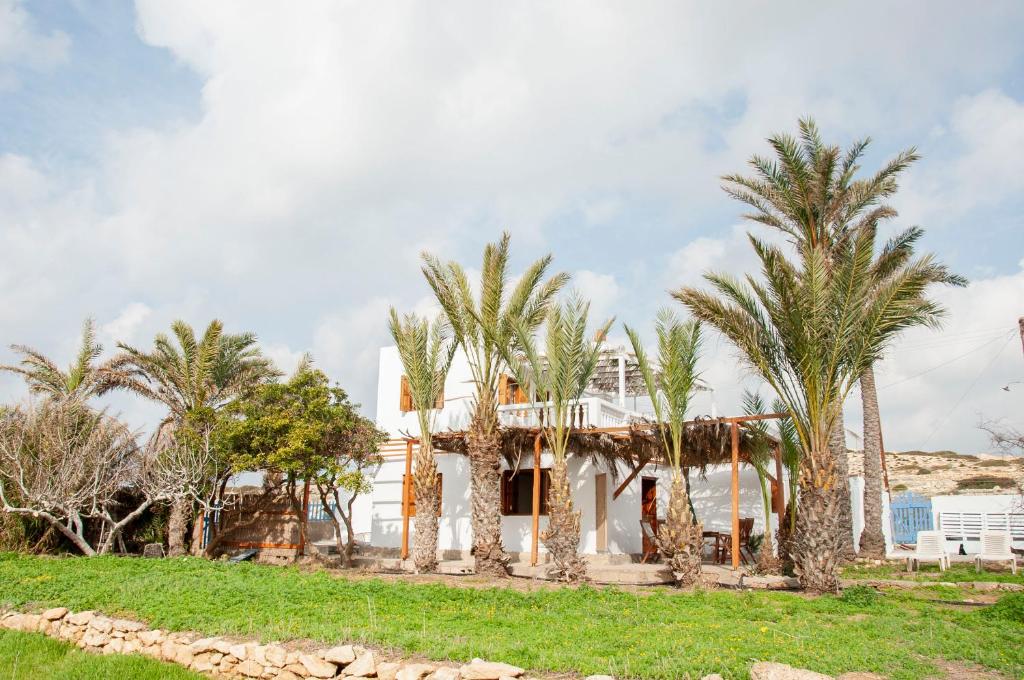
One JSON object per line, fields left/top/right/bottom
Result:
{"left": 975, "top": 530, "right": 1018, "bottom": 575}
{"left": 908, "top": 530, "right": 950, "bottom": 572}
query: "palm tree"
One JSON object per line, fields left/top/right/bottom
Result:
{"left": 773, "top": 396, "right": 801, "bottom": 570}
{"left": 675, "top": 223, "right": 947, "bottom": 593}
{"left": 741, "top": 390, "right": 783, "bottom": 575}
{"left": 624, "top": 310, "right": 704, "bottom": 586}
{"left": 422, "top": 233, "right": 568, "bottom": 577}
{"left": 503, "top": 294, "right": 611, "bottom": 582}
{"left": 115, "top": 319, "right": 278, "bottom": 556}
{"left": 720, "top": 119, "right": 962, "bottom": 559}
{"left": 388, "top": 309, "right": 455, "bottom": 573}
{"left": 1, "top": 319, "right": 131, "bottom": 400}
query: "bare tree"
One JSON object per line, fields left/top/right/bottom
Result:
{"left": 0, "top": 399, "right": 170, "bottom": 555}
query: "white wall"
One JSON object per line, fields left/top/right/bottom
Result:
{"left": 369, "top": 446, "right": 775, "bottom": 556}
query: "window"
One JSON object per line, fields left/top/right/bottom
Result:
{"left": 401, "top": 375, "right": 445, "bottom": 411}
{"left": 498, "top": 374, "right": 529, "bottom": 406}
{"left": 501, "top": 469, "right": 550, "bottom": 515}
{"left": 403, "top": 473, "right": 442, "bottom": 517}
{"left": 399, "top": 375, "right": 413, "bottom": 412}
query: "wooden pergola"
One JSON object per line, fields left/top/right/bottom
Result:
{"left": 396, "top": 411, "right": 791, "bottom": 571}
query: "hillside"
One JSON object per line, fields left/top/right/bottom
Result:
{"left": 847, "top": 449, "right": 1024, "bottom": 496}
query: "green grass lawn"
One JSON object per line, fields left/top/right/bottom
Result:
{"left": 1, "top": 553, "right": 1023, "bottom": 680}
{"left": 0, "top": 629, "right": 201, "bottom": 679}
{"left": 843, "top": 562, "right": 1024, "bottom": 584}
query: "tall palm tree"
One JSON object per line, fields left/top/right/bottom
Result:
{"left": 503, "top": 294, "right": 611, "bottom": 582}
{"left": 624, "top": 310, "right": 704, "bottom": 586}
{"left": 422, "top": 233, "right": 568, "bottom": 577}
{"left": 742, "top": 390, "right": 783, "bottom": 575}
{"left": 675, "top": 223, "right": 947, "bottom": 593}
{"left": 773, "top": 397, "right": 801, "bottom": 573}
{"left": 1, "top": 319, "right": 131, "bottom": 400}
{"left": 115, "top": 319, "right": 278, "bottom": 556}
{"left": 721, "top": 119, "right": 962, "bottom": 559}
{"left": 388, "top": 309, "right": 455, "bottom": 573}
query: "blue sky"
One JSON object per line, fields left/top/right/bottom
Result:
{"left": 1, "top": 0, "right": 1023, "bottom": 454}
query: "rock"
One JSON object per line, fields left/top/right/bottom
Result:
{"left": 343, "top": 651, "right": 377, "bottom": 677}
{"left": 377, "top": 662, "right": 402, "bottom": 680}
{"left": 460, "top": 661, "right": 525, "bottom": 680}
{"left": 138, "top": 630, "right": 164, "bottom": 646}
{"left": 427, "top": 668, "right": 461, "bottom": 680}
{"left": 701, "top": 675, "right": 724, "bottom": 680}
{"left": 749, "top": 662, "right": 833, "bottom": 680}
{"left": 836, "top": 674, "right": 885, "bottom": 680}
{"left": 106, "top": 638, "right": 124, "bottom": 655}
{"left": 42, "top": 607, "right": 68, "bottom": 621}
{"left": 265, "top": 644, "right": 289, "bottom": 667}
{"left": 112, "top": 618, "right": 147, "bottom": 633}
{"left": 237, "top": 659, "right": 266, "bottom": 677}
{"left": 300, "top": 653, "right": 338, "bottom": 679}
{"left": 191, "top": 637, "right": 223, "bottom": 654}
{"left": 585, "top": 676, "right": 616, "bottom": 680}
{"left": 192, "top": 654, "right": 215, "bottom": 673}
{"left": 89, "top": 617, "right": 113, "bottom": 634}
{"left": 324, "top": 644, "right": 357, "bottom": 665}
{"left": 396, "top": 663, "right": 436, "bottom": 680}
{"left": 284, "top": 663, "right": 310, "bottom": 677}
{"left": 67, "top": 611, "right": 96, "bottom": 626}
{"left": 278, "top": 672, "right": 302, "bottom": 680}
{"left": 251, "top": 645, "right": 268, "bottom": 665}
{"left": 82, "top": 629, "right": 111, "bottom": 648}
{"left": 161, "top": 640, "right": 180, "bottom": 662}
{"left": 0, "top": 614, "right": 24, "bottom": 631}
{"left": 230, "top": 643, "right": 251, "bottom": 661}
{"left": 174, "top": 646, "right": 195, "bottom": 667}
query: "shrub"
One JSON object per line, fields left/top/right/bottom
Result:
{"left": 956, "top": 475, "right": 1017, "bottom": 491}
{"left": 981, "top": 593, "right": 1024, "bottom": 622}
{"left": 839, "top": 585, "right": 881, "bottom": 607}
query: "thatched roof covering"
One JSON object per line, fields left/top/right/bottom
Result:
{"left": 431, "top": 418, "right": 770, "bottom": 481}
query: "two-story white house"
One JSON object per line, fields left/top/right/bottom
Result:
{"left": 360, "top": 344, "right": 777, "bottom": 567}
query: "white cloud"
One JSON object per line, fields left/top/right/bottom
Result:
{"left": 0, "top": 0, "right": 69, "bottom": 87}
{"left": 2, "top": 1, "right": 1024, "bottom": 454}
{"left": 573, "top": 270, "right": 621, "bottom": 325}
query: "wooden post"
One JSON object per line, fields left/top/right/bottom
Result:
{"left": 731, "top": 422, "right": 740, "bottom": 570}
{"left": 773, "top": 442, "right": 785, "bottom": 528}
{"left": 401, "top": 439, "right": 413, "bottom": 560}
{"left": 531, "top": 433, "right": 542, "bottom": 566}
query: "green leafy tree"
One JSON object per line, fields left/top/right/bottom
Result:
{"left": 226, "top": 359, "right": 386, "bottom": 565}
{"left": 502, "top": 294, "right": 611, "bottom": 582}
{"left": 675, "top": 221, "right": 947, "bottom": 593}
{"left": 115, "top": 320, "right": 279, "bottom": 555}
{"left": 388, "top": 310, "right": 455, "bottom": 573}
{"left": 624, "top": 310, "right": 704, "bottom": 586}
{"left": 422, "top": 233, "right": 568, "bottom": 576}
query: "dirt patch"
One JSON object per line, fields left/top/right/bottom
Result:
{"left": 932, "top": 659, "right": 1009, "bottom": 679}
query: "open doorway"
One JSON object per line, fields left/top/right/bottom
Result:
{"left": 641, "top": 477, "right": 658, "bottom": 556}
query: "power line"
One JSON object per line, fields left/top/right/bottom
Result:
{"left": 879, "top": 330, "right": 1015, "bottom": 390}
{"left": 921, "top": 333, "right": 1015, "bottom": 447}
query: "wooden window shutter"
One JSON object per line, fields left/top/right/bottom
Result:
{"left": 400, "top": 375, "right": 413, "bottom": 412}
{"left": 498, "top": 374, "right": 509, "bottom": 405}
{"left": 500, "top": 471, "right": 512, "bottom": 515}
{"left": 404, "top": 472, "right": 443, "bottom": 517}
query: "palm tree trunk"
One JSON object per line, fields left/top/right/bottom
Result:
{"left": 541, "top": 456, "right": 586, "bottom": 582}
{"left": 656, "top": 472, "right": 703, "bottom": 586}
{"left": 755, "top": 476, "right": 781, "bottom": 574}
{"left": 412, "top": 442, "right": 440, "bottom": 573}
{"left": 859, "top": 364, "right": 887, "bottom": 558}
{"left": 829, "top": 414, "right": 856, "bottom": 560}
{"left": 466, "top": 394, "right": 509, "bottom": 576}
{"left": 793, "top": 443, "right": 843, "bottom": 594}
{"left": 166, "top": 497, "right": 191, "bottom": 557}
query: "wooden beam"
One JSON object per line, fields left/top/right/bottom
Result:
{"left": 612, "top": 456, "right": 650, "bottom": 500}
{"left": 401, "top": 439, "right": 413, "bottom": 560}
{"left": 531, "top": 433, "right": 542, "bottom": 567}
{"left": 731, "top": 422, "right": 740, "bottom": 570}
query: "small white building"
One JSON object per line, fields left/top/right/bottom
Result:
{"left": 362, "top": 345, "right": 780, "bottom": 563}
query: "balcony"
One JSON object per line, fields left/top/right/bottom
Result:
{"left": 496, "top": 396, "right": 643, "bottom": 429}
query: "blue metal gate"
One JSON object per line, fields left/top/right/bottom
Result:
{"left": 890, "top": 492, "right": 933, "bottom": 544}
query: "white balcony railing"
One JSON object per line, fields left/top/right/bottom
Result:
{"left": 496, "top": 396, "right": 641, "bottom": 429}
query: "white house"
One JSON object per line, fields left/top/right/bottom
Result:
{"left": 362, "top": 345, "right": 779, "bottom": 564}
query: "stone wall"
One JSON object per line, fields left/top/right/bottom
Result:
{"left": 0, "top": 607, "right": 529, "bottom": 680}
